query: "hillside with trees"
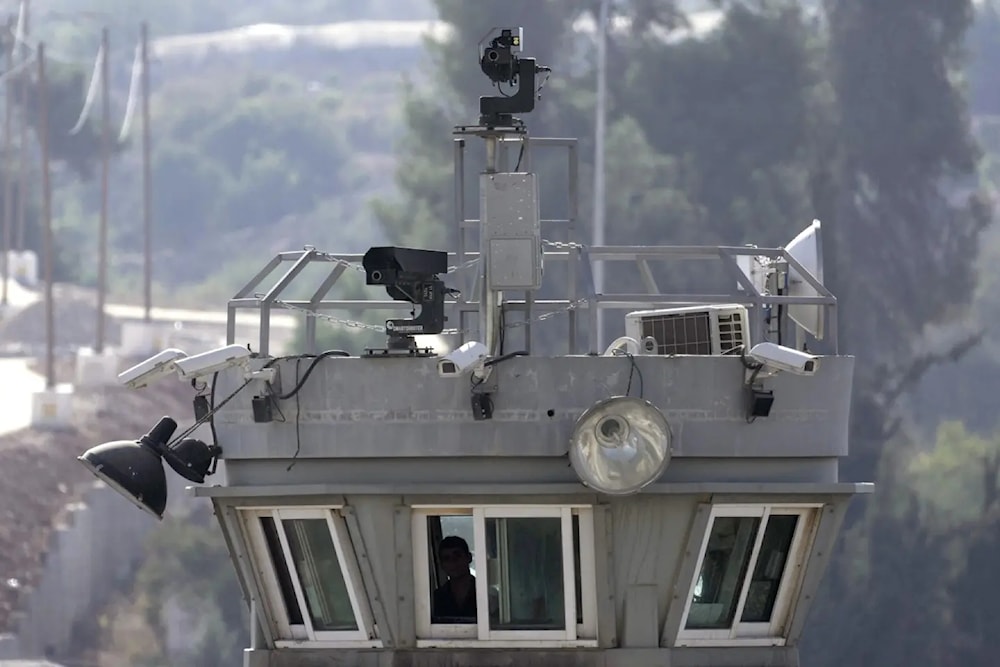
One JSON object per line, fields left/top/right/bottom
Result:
{"left": 5, "top": 0, "right": 1000, "bottom": 664}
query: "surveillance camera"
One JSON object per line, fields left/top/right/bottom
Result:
{"left": 438, "top": 341, "right": 488, "bottom": 377}
{"left": 174, "top": 344, "right": 252, "bottom": 380}
{"left": 118, "top": 348, "right": 188, "bottom": 389}
{"left": 748, "top": 342, "right": 819, "bottom": 376}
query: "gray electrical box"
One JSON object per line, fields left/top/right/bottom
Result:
{"left": 480, "top": 172, "right": 543, "bottom": 291}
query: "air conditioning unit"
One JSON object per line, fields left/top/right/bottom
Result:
{"left": 624, "top": 304, "right": 749, "bottom": 356}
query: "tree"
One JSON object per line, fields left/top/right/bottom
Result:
{"left": 822, "top": 0, "right": 990, "bottom": 481}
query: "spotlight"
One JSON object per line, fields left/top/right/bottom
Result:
{"left": 568, "top": 396, "right": 672, "bottom": 495}
{"left": 77, "top": 416, "right": 222, "bottom": 520}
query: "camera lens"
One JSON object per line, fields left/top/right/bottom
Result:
{"left": 371, "top": 270, "right": 382, "bottom": 282}
{"left": 486, "top": 48, "right": 499, "bottom": 62}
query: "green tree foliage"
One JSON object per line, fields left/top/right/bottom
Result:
{"left": 823, "top": 0, "right": 990, "bottom": 482}
{"left": 384, "top": 2, "right": 996, "bottom": 665}
{"left": 128, "top": 505, "right": 247, "bottom": 667}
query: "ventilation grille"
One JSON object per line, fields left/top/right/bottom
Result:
{"left": 639, "top": 309, "right": 745, "bottom": 356}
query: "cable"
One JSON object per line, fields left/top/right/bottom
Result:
{"left": 168, "top": 376, "right": 253, "bottom": 446}
{"left": 623, "top": 351, "right": 644, "bottom": 398}
{"left": 483, "top": 350, "right": 528, "bottom": 367}
{"left": 265, "top": 349, "right": 350, "bottom": 400}
{"left": 286, "top": 358, "right": 303, "bottom": 471}
{"left": 514, "top": 142, "right": 525, "bottom": 171}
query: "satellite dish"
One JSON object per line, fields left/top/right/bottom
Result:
{"left": 783, "top": 219, "right": 825, "bottom": 340}
{"left": 568, "top": 396, "right": 671, "bottom": 495}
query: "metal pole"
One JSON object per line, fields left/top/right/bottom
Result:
{"left": 1, "top": 16, "right": 13, "bottom": 307}
{"left": 96, "top": 26, "right": 110, "bottom": 351}
{"left": 38, "top": 42, "right": 54, "bottom": 389}
{"left": 141, "top": 21, "right": 152, "bottom": 322}
{"left": 14, "top": 0, "right": 28, "bottom": 252}
{"left": 592, "top": 0, "right": 609, "bottom": 352}
{"left": 480, "top": 136, "right": 499, "bottom": 353}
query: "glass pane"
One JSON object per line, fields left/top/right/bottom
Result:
{"left": 429, "top": 515, "right": 478, "bottom": 624}
{"left": 487, "top": 517, "right": 565, "bottom": 630}
{"left": 685, "top": 516, "right": 760, "bottom": 630}
{"left": 741, "top": 514, "right": 799, "bottom": 623}
{"left": 282, "top": 518, "right": 358, "bottom": 631}
{"left": 260, "top": 516, "right": 303, "bottom": 625}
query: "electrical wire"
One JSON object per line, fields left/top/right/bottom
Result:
{"left": 264, "top": 349, "right": 350, "bottom": 400}
{"left": 169, "top": 376, "right": 253, "bottom": 446}
{"left": 286, "top": 357, "right": 303, "bottom": 471}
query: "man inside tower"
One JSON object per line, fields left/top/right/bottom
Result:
{"left": 432, "top": 535, "right": 478, "bottom": 623}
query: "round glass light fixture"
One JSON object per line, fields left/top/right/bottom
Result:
{"left": 569, "top": 396, "right": 671, "bottom": 495}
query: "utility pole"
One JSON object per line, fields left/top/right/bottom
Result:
{"left": 592, "top": 0, "right": 609, "bottom": 352}
{"left": 38, "top": 42, "right": 54, "bottom": 389}
{"left": 14, "top": 0, "right": 27, "bottom": 252}
{"left": 1, "top": 15, "right": 13, "bottom": 307}
{"left": 141, "top": 21, "right": 152, "bottom": 322}
{"left": 96, "top": 26, "right": 109, "bottom": 351}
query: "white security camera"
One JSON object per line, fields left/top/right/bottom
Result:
{"left": 748, "top": 342, "right": 819, "bottom": 376}
{"left": 118, "top": 348, "right": 188, "bottom": 389}
{"left": 175, "top": 344, "right": 252, "bottom": 380}
{"left": 438, "top": 341, "right": 488, "bottom": 377}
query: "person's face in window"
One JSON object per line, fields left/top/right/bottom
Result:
{"left": 440, "top": 545, "right": 472, "bottom": 579}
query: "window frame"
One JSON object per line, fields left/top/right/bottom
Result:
{"left": 240, "top": 506, "right": 380, "bottom": 648}
{"left": 412, "top": 504, "right": 598, "bottom": 648}
{"left": 675, "top": 503, "right": 821, "bottom": 647}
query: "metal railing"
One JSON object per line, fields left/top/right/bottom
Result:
{"left": 226, "top": 135, "right": 837, "bottom": 357}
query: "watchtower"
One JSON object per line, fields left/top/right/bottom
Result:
{"left": 80, "top": 27, "right": 872, "bottom": 667}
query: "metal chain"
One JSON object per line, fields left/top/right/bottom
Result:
{"left": 300, "top": 239, "right": 587, "bottom": 276}
{"left": 542, "top": 240, "right": 587, "bottom": 250}
{"left": 265, "top": 241, "right": 590, "bottom": 337}
{"left": 259, "top": 294, "right": 590, "bottom": 337}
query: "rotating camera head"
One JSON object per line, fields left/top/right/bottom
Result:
{"left": 476, "top": 27, "right": 549, "bottom": 129}
{"left": 480, "top": 28, "right": 523, "bottom": 85}
{"left": 363, "top": 246, "right": 456, "bottom": 354}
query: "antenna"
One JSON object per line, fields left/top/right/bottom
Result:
{"left": 783, "top": 219, "right": 825, "bottom": 340}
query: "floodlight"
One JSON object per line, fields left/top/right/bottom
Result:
{"left": 568, "top": 396, "right": 672, "bottom": 495}
{"left": 784, "top": 219, "right": 825, "bottom": 339}
{"left": 174, "top": 344, "right": 251, "bottom": 380}
{"left": 77, "top": 416, "right": 222, "bottom": 520}
{"left": 117, "top": 348, "right": 188, "bottom": 389}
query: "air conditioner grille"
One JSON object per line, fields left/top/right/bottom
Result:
{"left": 639, "top": 310, "right": 745, "bottom": 356}
{"left": 716, "top": 311, "right": 745, "bottom": 355}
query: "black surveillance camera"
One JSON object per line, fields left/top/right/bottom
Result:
{"left": 475, "top": 27, "right": 549, "bottom": 128}
{"left": 480, "top": 28, "right": 522, "bottom": 84}
{"left": 363, "top": 246, "right": 456, "bottom": 350}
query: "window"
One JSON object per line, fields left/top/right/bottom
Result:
{"left": 676, "top": 504, "right": 818, "bottom": 646}
{"left": 412, "top": 506, "right": 598, "bottom": 647}
{"left": 241, "top": 508, "right": 378, "bottom": 646}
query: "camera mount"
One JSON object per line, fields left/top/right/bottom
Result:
{"left": 362, "top": 246, "right": 458, "bottom": 357}
{"left": 475, "top": 27, "right": 550, "bottom": 130}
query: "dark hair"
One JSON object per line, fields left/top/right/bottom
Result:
{"left": 439, "top": 535, "right": 471, "bottom": 555}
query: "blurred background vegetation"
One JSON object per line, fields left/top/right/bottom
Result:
{"left": 6, "top": 0, "right": 1000, "bottom": 664}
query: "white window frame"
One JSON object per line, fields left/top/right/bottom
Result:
{"left": 412, "top": 504, "right": 598, "bottom": 648}
{"left": 676, "top": 503, "right": 820, "bottom": 647}
{"left": 240, "top": 506, "right": 380, "bottom": 648}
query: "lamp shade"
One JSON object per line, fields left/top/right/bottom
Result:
{"left": 77, "top": 417, "right": 177, "bottom": 520}
{"left": 569, "top": 396, "right": 671, "bottom": 495}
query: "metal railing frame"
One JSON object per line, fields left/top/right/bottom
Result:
{"left": 226, "top": 136, "right": 837, "bottom": 357}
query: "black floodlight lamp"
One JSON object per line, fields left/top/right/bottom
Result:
{"left": 77, "top": 416, "right": 222, "bottom": 520}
